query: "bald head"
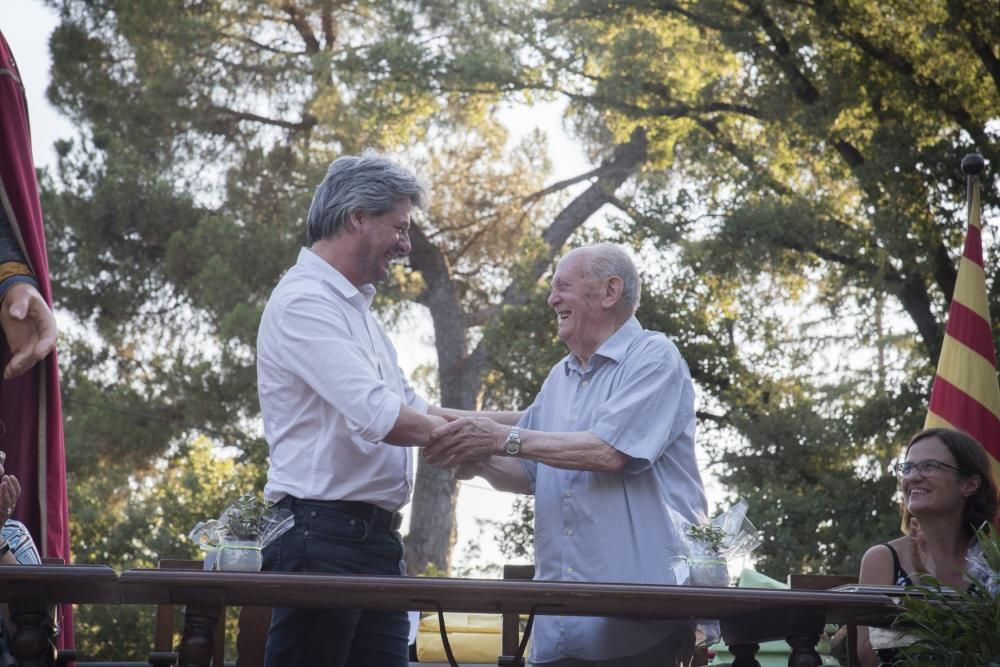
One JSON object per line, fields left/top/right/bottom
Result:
{"left": 563, "top": 243, "right": 641, "bottom": 318}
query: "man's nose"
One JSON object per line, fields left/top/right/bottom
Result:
{"left": 397, "top": 231, "right": 412, "bottom": 256}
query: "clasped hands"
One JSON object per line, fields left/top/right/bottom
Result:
{"left": 423, "top": 416, "right": 508, "bottom": 479}
{"left": 0, "top": 451, "right": 20, "bottom": 525}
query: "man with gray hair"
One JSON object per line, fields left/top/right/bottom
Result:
{"left": 257, "top": 150, "right": 519, "bottom": 666}
{"left": 426, "top": 243, "right": 707, "bottom": 667}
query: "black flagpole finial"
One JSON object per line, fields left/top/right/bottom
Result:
{"left": 962, "top": 153, "right": 985, "bottom": 176}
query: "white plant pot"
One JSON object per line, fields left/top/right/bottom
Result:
{"left": 688, "top": 558, "right": 728, "bottom": 587}
{"left": 216, "top": 540, "right": 263, "bottom": 571}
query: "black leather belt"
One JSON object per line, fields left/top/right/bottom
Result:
{"left": 282, "top": 497, "right": 403, "bottom": 531}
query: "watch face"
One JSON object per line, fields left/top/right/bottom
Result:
{"left": 504, "top": 429, "right": 521, "bottom": 456}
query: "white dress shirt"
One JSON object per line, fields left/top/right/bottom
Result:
{"left": 257, "top": 248, "right": 428, "bottom": 511}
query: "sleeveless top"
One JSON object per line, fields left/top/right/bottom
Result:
{"left": 882, "top": 542, "right": 979, "bottom": 594}
{"left": 882, "top": 543, "right": 914, "bottom": 586}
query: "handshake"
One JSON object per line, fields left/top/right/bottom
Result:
{"left": 423, "top": 416, "right": 510, "bottom": 479}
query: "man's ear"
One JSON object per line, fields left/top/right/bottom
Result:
{"left": 345, "top": 210, "right": 363, "bottom": 231}
{"left": 602, "top": 276, "right": 624, "bottom": 309}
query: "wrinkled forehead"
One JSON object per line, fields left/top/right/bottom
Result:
{"left": 553, "top": 249, "right": 593, "bottom": 281}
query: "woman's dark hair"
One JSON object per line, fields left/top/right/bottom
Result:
{"left": 900, "top": 427, "right": 1000, "bottom": 535}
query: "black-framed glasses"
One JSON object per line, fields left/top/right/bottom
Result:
{"left": 893, "top": 459, "right": 967, "bottom": 477}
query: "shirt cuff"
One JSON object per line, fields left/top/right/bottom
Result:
{"left": 0, "top": 273, "right": 39, "bottom": 303}
{"left": 408, "top": 394, "right": 430, "bottom": 415}
{"left": 361, "top": 391, "right": 403, "bottom": 443}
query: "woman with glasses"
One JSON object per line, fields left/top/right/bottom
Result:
{"left": 855, "top": 427, "right": 999, "bottom": 666}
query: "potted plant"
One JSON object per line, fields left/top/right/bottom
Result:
{"left": 216, "top": 494, "right": 270, "bottom": 571}
{"left": 189, "top": 493, "right": 294, "bottom": 572}
{"left": 669, "top": 499, "right": 762, "bottom": 647}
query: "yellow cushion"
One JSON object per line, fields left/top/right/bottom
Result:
{"left": 418, "top": 612, "right": 503, "bottom": 634}
{"left": 416, "top": 612, "right": 530, "bottom": 663}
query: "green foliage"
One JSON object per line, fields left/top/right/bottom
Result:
{"left": 685, "top": 524, "right": 729, "bottom": 554}
{"left": 222, "top": 493, "right": 271, "bottom": 541}
{"left": 493, "top": 496, "right": 535, "bottom": 563}
{"left": 482, "top": 0, "right": 1000, "bottom": 578}
{"left": 45, "top": 0, "right": 559, "bottom": 612}
{"left": 42, "top": 3, "right": 1000, "bottom": 656}
{"left": 896, "top": 529, "right": 1000, "bottom": 665}
{"left": 70, "top": 436, "right": 261, "bottom": 660}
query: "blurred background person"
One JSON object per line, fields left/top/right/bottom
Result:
{"left": 0, "top": 27, "right": 72, "bottom": 649}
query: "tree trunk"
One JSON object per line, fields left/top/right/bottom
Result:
{"left": 403, "top": 224, "right": 478, "bottom": 573}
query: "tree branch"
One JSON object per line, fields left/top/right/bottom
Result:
{"left": 946, "top": 0, "right": 1000, "bottom": 96}
{"left": 209, "top": 106, "right": 318, "bottom": 131}
{"left": 524, "top": 162, "right": 623, "bottom": 203}
{"left": 815, "top": 0, "right": 992, "bottom": 150}
{"left": 501, "top": 126, "right": 650, "bottom": 308}
{"left": 321, "top": 0, "right": 338, "bottom": 50}
{"left": 282, "top": 3, "right": 321, "bottom": 54}
{"left": 745, "top": 0, "right": 820, "bottom": 104}
{"left": 217, "top": 31, "right": 308, "bottom": 57}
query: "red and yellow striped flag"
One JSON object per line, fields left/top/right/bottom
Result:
{"left": 925, "top": 169, "right": 1000, "bottom": 471}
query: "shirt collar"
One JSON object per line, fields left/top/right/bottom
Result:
{"left": 297, "top": 247, "right": 376, "bottom": 309}
{"left": 563, "top": 316, "right": 642, "bottom": 374}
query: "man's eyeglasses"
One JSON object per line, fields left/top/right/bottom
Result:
{"left": 893, "top": 459, "right": 967, "bottom": 478}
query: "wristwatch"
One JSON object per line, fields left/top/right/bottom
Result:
{"left": 503, "top": 426, "right": 521, "bottom": 456}
{"left": 0, "top": 540, "right": 10, "bottom": 559}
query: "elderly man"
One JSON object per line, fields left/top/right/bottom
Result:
{"left": 257, "top": 150, "right": 517, "bottom": 667}
{"left": 425, "top": 243, "right": 707, "bottom": 667}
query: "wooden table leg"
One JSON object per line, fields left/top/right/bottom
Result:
{"left": 178, "top": 603, "right": 222, "bottom": 667}
{"left": 9, "top": 605, "right": 57, "bottom": 667}
{"left": 729, "top": 642, "right": 761, "bottom": 667}
{"left": 786, "top": 633, "right": 821, "bottom": 667}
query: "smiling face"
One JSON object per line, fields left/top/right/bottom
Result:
{"left": 547, "top": 250, "right": 617, "bottom": 362}
{"left": 902, "top": 436, "right": 979, "bottom": 519}
{"left": 354, "top": 198, "right": 413, "bottom": 285}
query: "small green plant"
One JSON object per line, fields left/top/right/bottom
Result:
{"left": 685, "top": 523, "right": 728, "bottom": 553}
{"left": 224, "top": 493, "right": 271, "bottom": 541}
{"left": 895, "top": 527, "right": 1000, "bottom": 666}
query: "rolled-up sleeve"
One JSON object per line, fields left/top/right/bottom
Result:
{"left": 275, "top": 292, "right": 404, "bottom": 443}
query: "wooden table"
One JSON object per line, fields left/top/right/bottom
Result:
{"left": 118, "top": 569, "right": 900, "bottom": 667}
{"left": 0, "top": 564, "right": 120, "bottom": 667}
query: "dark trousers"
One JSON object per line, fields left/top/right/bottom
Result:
{"left": 262, "top": 498, "right": 409, "bottom": 667}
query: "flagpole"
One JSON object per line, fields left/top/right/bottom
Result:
{"left": 962, "top": 152, "right": 985, "bottom": 205}
{"left": 925, "top": 150, "right": 1000, "bottom": 471}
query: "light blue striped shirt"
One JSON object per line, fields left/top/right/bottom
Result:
{"left": 520, "top": 317, "right": 707, "bottom": 663}
{"left": 1, "top": 519, "right": 41, "bottom": 565}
